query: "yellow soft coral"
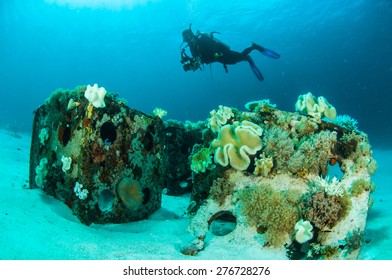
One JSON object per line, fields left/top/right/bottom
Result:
{"left": 211, "top": 120, "right": 262, "bottom": 171}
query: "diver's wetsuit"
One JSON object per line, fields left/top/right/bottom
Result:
{"left": 188, "top": 33, "right": 260, "bottom": 65}
{"left": 181, "top": 28, "right": 280, "bottom": 81}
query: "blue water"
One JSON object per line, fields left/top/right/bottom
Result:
{"left": 1, "top": 0, "right": 391, "bottom": 148}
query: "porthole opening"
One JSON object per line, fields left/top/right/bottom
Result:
{"left": 208, "top": 211, "right": 237, "bottom": 236}
{"left": 98, "top": 189, "right": 114, "bottom": 213}
{"left": 100, "top": 121, "right": 117, "bottom": 145}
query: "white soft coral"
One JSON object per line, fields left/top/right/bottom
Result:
{"left": 312, "top": 176, "right": 345, "bottom": 197}
{"left": 74, "top": 182, "right": 88, "bottom": 200}
{"left": 84, "top": 84, "right": 106, "bottom": 108}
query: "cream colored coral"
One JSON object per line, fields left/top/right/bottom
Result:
{"left": 35, "top": 158, "right": 48, "bottom": 188}
{"left": 74, "top": 182, "right": 88, "bottom": 200}
{"left": 191, "top": 147, "right": 215, "bottom": 173}
{"left": 61, "top": 156, "right": 72, "bottom": 173}
{"left": 84, "top": 84, "right": 106, "bottom": 108}
{"left": 38, "top": 128, "right": 49, "bottom": 145}
{"left": 211, "top": 120, "right": 262, "bottom": 171}
{"left": 254, "top": 154, "right": 273, "bottom": 176}
{"left": 312, "top": 176, "right": 345, "bottom": 197}
{"left": 245, "top": 99, "right": 276, "bottom": 112}
{"left": 133, "top": 115, "right": 151, "bottom": 131}
{"left": 67, "top": 98, "right": 80, "bottom": 110}
{"left": 294, "top": 219, "right": 313, "bottom": 244}
{"left": 295, "top": 92, "right": 337, "bottom": 120}
{"left": 152, "top": 107, "right": 167, "bottom": 119}
{"left": 208, "top": 105, "right": 234, "bottom": 133}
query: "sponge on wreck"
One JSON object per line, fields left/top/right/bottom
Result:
{"left": 117, "top": 177, "right": 144, "bottom": 211}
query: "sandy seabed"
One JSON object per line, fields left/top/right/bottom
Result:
{"left": 0, "top": 129, "right": 391, "bottom": 260}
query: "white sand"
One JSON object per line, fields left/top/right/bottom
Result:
{"left": 0, "top": 129, "right": 391, "bottom": 260}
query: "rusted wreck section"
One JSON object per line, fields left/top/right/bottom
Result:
{"left": 29, "top": 86, "right": 195, "bottom": 225}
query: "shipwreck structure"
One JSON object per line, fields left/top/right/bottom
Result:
{"left": 30, "top": 86, "right": 376, "bottom": 259}
{"left": 29, "top": 85, "right": 168, "bottom": 225}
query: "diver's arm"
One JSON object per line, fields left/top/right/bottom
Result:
{"left": 180, "top": 49, "right": 192, "bottom": 63}
{"left": 181, "top": 49, "right": 202, "bottom": 72}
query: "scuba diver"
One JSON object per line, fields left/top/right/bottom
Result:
{"left": 180, "top": 24, "right": 280, "bottom": 81}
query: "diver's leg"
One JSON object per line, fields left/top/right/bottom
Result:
{"left": 250, "top": 43, "right": 265, "bottom": 53}
{"left": 252, "top": 43, "right": 280, "bottom": 59}
{"left": 241, "top": 45, "right": 257, "bottom": 56}
{"left": 241, "top": 43, "right": 267, "bottom": 56}
{"left": 242, "top": 43, "right": 280, "bottom": 59}
{"left": 216, "top": 50, "right": 245, "bottom": 64}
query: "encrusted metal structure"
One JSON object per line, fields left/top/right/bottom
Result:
{"left": 163, "top": 120, "right": 204, "bottom": 195}
{"left": 30, "top": 86, "right": 165, "bottom": 225}
{"left": 29, "top": 86, "right": 377, "bottom": 259}
{"left": 185, "top": 101, "right": 377, "bottom": 259}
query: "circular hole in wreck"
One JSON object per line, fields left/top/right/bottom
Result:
{"left": 98, "top": 189, "right": 114, "bottom": 213}
{"left": 208, "top": 211, "right": 237, "bottom": 236}
{"left": 142, "top": 188, "right": 150, "bottom": 205}
{"left": 100, "top": 121, "right": 117, "bottom": 145}
{"left": 142, "top": 132, "right": 154, "bottom": 152}
{"left": 132, "top": 165, "right": 143, "bottom": 180}
{"left": 58, "top": 124, "right": 71, "bottom": 146}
